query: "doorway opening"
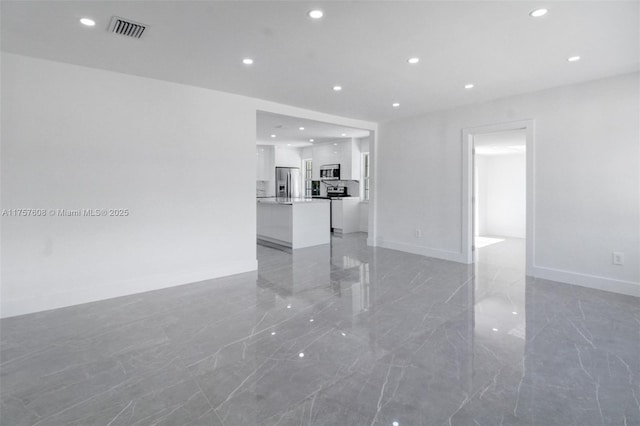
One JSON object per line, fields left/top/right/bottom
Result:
{"left": 462, "top": 120, "right": 534, "bottom": 274}
{"left": 474, "top": 129, "right": 526, "bottom": 273}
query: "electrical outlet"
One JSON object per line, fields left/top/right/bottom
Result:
{"left": 415, "top": 229, "right": 422, "bottom": 238}
{"left": 613, "top": 252, "right": 624, "bottom": 265}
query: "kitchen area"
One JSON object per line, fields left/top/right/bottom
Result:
{"left": 256, "top": 112, "right": 370, "bottom": 250}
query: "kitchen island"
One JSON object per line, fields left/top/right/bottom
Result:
{"left": 257, "top": 198, "right": 330, "bottom": 249}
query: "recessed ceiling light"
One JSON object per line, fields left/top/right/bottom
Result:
{"left": 492, "top": 328, "right": 499, "bottom": 332}
{"left": 512, "top": 311, "right": 518, "bottom": 315}
{"left": 271, "top": 331, "right": 276, "bottom": 335}
{"left": 242, "top": 58, "right": 254, "bottom": 65}
{"left": 270, "top": 134, "right": 276, "bottom": 138}
{"left": 333, "top": 85, "right": 342, "bottom": 91}
{"left": 464, "top": 83, "right": 474, "bottom": 89}
{"left": 392, "top": 103, "right": 400, "bottom": 108}
{"left": 299, "top": 127, "right": 305, "bottom": 130}
{"left": 287, "top": 144, "right": 291, "bottom": 146}
{"left": 308, "top": 10, "right": 324, "bottom": 19}
{"left": 309, "top": 139, "right": 314, "bottom": 142}
{"left": 567, "top": 56, "right": 581, "bottom": 62}
{"left": 298, "top": 352, "right": 305, "bottom": 358}
{"left": 341, "top": 133, "right": 347, "bottom": 137}
{"left": 333, "top": 143, "right": 338, "bottom": 146}
{"left": 407, "top": 57, "right": 420, "bottom": 64}
{"left": 529, "top": 8, "right": 548, "bottom": 17}
{"left": 80, "top": 18, "right": 96, "bottom": 26}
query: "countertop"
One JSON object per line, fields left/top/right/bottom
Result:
{"left": 257, "top": 197, "right": 330, "bottom": 205}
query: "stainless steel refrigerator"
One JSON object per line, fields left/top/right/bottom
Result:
{"left": 275, "top": 167, "right": 301, "bottom": 201}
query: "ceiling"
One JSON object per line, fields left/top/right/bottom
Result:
{"left": 1, "top": 1, "right": 638, "bottom": 123}
{"left": 257, "top": 112, "right": 370, "bottom": 147}
{"left": 475, "top": 129, "right": 526, "bottom": 156}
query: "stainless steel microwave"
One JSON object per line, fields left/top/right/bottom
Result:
{"left": 320, "top": 164, "right": 340, "bottom": 180}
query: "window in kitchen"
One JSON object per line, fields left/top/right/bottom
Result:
{"left": 362, "top": 152, "right": 370, "bottom": 201}
{"left": 303, "top": 158, "right": 313, "bottom": 197}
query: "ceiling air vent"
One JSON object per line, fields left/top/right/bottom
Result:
{"left": 108, "top": 16, "right": 147, "bottom": 39}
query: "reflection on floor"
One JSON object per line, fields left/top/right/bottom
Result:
{"left": 474, "top": 235, "right": 506, "bottom": 248}
{"left": 1, "top": 233, "right": 638, "bottom": 425}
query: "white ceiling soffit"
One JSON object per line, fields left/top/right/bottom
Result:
{"left": 475, "top": 129, "right": 526, "bottom": 156}
{"left": 1, "top": 1, "right": 638, "bottom": 122}
{"left": 257, "top": 111, "right": 370, "bottom": 147}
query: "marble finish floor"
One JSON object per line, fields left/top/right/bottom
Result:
{"left": 1, "top": 233, "right": 639, "bottom": 425}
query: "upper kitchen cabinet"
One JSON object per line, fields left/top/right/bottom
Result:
{"left": 313, "top": 139, "right": 361, "bottom": 181}
{"left": 257, "top": 146, "right": 302, "bottom": 180}
{"left": 311, "top": 143, "right": 340, "bottom": 180}
{"left": 340, "top": 138, "right": 362, "bottom": 181}
{"left": 275, "top": 147, "right": 302, "bottom": 168}
{"left": 256, "top": 145, "right": 275, "bottom": 181}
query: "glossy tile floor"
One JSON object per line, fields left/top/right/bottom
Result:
{"left": 1, "top": 234, "right": 639, "bottom": 425}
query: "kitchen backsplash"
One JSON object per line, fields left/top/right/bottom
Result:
{"left": 319, "top": 180, "right": 360, "bottom": 198}
{"left": 257, "top": 179, "right": 360, "bottom": 198}
{"left": 256, "top": 180, "right": 275, "bottom": 197}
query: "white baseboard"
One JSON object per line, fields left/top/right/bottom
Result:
{"left": 0, "top": 259, "right": 258, "bottom": 319}
{"left": 530, "top": 266, "right": 640, "bottom": 297}
{"left": 376, "top": 238, "right": 466, "bottom": 263}
{"left": 257, "top": 235, "right": 292, "bottom": 248}
{"left": 373, "top": 239, "right": 639, "bottom": 298}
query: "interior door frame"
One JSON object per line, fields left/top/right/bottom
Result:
{"left": 461, "top": 119, "right": 535, "bottom": 275}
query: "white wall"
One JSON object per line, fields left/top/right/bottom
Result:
{"left": 376, "top": 72, "right": 639, "bottom": 296}
{"left": 0, "top": 54, "right": 257, "bottom": 317}
{"left": 474, "top": 155, "right": 486, "bottom": 237}
{"left": 359, "top": 137, "right": 370, "bottom": 153}
{"left": 358, "top": 136, "right": 370, "bottom": 232}
{"left": 301, "top": 147, "right": 313, "bottom": 165}
{"left": 477, "top": 153, "right": 526, "bottom": 238}
{"left": 359, "top": 203, "right": 369, "bottom": 233}
{"left": 1, "top": 53, "right": 377, "bottom": 317}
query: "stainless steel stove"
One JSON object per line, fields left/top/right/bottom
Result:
{"left": 326, "top": 186, "right": 349, "bottom": 198}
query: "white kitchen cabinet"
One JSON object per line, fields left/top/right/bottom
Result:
{"left": 257, "top": 146, "right": 302, "bottom": 180}
{"left": 257, "top": 199, "right": 330, "bottom": 249}
{"left": 256, "top": 145, "right": 275, "bottom": 181}
{"left": 275, "top": 147, "right": 302, "bottom": 168}
{"left": 339, "top": 139, "right": 362, "bottom": 181}
{"left": 312, "top": 143, "right": 340, "bottom": 180}
{"left": 331, "top": 200, "right": 343, "bottom": 230}
{"left": 331, "top": 198, "right": 361, "bottom": 233}
{"left": 312, "top": 139, "right": 361, "bottom": 181}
